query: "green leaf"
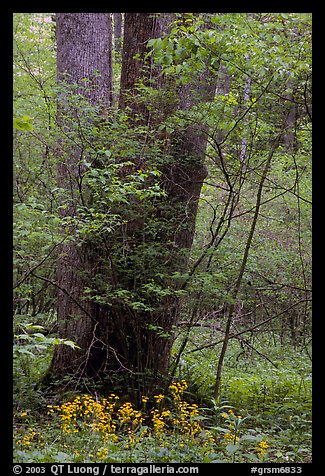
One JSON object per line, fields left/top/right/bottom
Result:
{"left": 15, "top": 348, "right": 35, "bottom": 357}
{"left": 240, "top": 434, "right": 259, "bottom": 442}
{"left": 62, "top": 339, "right": 81, "bottom": 350}
{"left": 226, "top": 443, "right": 240, "bottom": 454}
{"left": 13, "top": 116, "right": 34, "bottom": 131}
{"left": 210, "top": 426, "right": 229, "bottom": 434}
{"left": 53, "top": 452, "right": 71, "bottom": 463}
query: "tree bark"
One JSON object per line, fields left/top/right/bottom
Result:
{"left": 105, "top": 13, "right": 217, "bottom": 399}
{"left": 56, "top": 13, "right": 112, "bottom": 109}
{"left": 119, "top": 13, "right": 171, "bottom": 113}
{"left": 49, "top": 13, "right": 113, "bottom": 381}
{"left": 48, "top": 13, "right": 217, "bottom": 402}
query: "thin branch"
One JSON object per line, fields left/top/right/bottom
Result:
{"left": 236, "top": 336, "right": 279, "bottom": 369}
{"left": 30, "top": 271, "right": 97, "bottom": 323}
{"left": 13, "top": 235, "right": 69, "bottom": 289}
{"left": 303, "top": 75, "right": 312, "bottom": 122}
{"left": 213, "top": 133, "right": 282, "bottom": 399}
{"left": 187, "top": 298, "right": 312, "bottom": 354}
{"left": 219, "top": 74, "right": 275, "bottom": 147}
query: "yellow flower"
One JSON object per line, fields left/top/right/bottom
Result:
{"left": 257, "top": 440, "right": 269, "bottom": 457}
{"left": 151, "top": 409, "right": 168, "bottom": 434}
{"left": 20, "top": 411, "right": 27, "bottom": 417}
{"left": 97, "top": 447, "right": 109, "bottom": 461}
{"left": 259, "top": 440, "right": 269, "bottom": 449}
{"left": 154, "top": 394, "right": 165, "bottom": 404}
{"left": 204, "top": 429, "right": 215, "bottom": 443}
{"left": 224, "top": 432, "right": 239, "bottom": 443}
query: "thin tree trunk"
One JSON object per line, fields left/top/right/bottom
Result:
{"left": 113, "top": 13, "right": 122, "bottom": 54}
{"left": 213, "top": 134, "right": 282, "bottom": 400}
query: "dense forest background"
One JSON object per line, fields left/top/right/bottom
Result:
{"left": 13, "top": 13, "right": 312, "bottom": 464}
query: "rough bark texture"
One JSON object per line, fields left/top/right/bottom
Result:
{"left": 49, "top": 13, "right": 216, "bottom": 402}
{"left": 105, "top": 13, "right": 217, "bottom": 399}
{"left": 56, "top": 13, "right": 112, "bottom": 107}
{"left": 107, "top": 13, "right": 177, "bottom": 399}
{"left": 49, "top": 13, "right": 113, "bottom": 381}
{"left": 119, "top": 13, "right": 172, "bottom": 113}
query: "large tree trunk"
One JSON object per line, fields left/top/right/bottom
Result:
{"left": 48, "top": 13, "right": 216, "bottom": 403}
{"left": 103, "top": 13, "right": 176, "bottom": 400}
{"left": 119, "top": 13, "right": 171, "bottom": 112}
{"left": 49, "top": 13, "right": 113, "bottom": 381}
{"left": 56, "top": 13, "right": 112, "bottom": 109}
{"left": 103, "top": 13, "right": 217, "bottom": 400}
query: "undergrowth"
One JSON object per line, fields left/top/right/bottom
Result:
{"left": 13, "top": 327, "right": 312, "bottom": 463}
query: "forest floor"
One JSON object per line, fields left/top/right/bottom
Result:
{"left": 13, "top": 334, "right": 312, "bottom": 464}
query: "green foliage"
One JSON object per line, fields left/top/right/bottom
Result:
{"left": 13, "top": 349, "right": 311, "bottom": 463}
{"left": 13, "top": 319, "right": 80, "bottom": 409}
{"left": 147, "top": 13, "right": 311, "bottom": 84}
{"left": 13, "top": 115, "right": 34, "bottom": 131}
{"left": 13, "top": 12, "right": 311, "bottom": 463}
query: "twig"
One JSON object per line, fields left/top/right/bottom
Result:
{"left": 187, "top": 298, "right": 312, "bottom": 354}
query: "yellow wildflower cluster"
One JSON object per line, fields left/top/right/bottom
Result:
{"left": 47, "top": 393, "right": 119, "bottom": 439}
{"left": 97, "top": 447, "right": 109, "bottom": 461}
{"left": 172, "top": 400, "right": 201, "bottom": 437}
{"left": 148, "top": 380, "right": 208, "bottom": 444}
{"left": 16, "top": 429, "right": 44, "bottom": 448}
{"left": 169, "top": 379, "right": 188, "bottom": 401}
{"left": 15, "top": 381, "right": 223, "bottom": 460}
{"left": 153, "top": 394, "right": 165, "bottom": 404}
{"left": 117, "top": 401, "right": 143, "bottom": 429}
{"left": 14, "top": 385, "right": 275, "bottom": 463}
{"left": 151, "top": 408, "right": 171, "bottom": 434}
{"left": 45, "top": 381, "right": 205, "bottom": 443}
{"left": 221, "top": 409, "right": 242, "bottom": 445}
{"left": 257, "top": 440, "right": 269, "bottom": 458}
{"left": 168, "top": 380, "right": 203, "bottom": 436}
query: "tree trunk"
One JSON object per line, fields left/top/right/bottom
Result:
{"left": 119, "top": 13, "right": 171, "bottom": 112}
{"left": 104, "top": 13, "right": 217, "bottom": 400}
{"left": 56, "top": 13, "right": 112, "bottom": 109}
{"left": 113, "top": 13, "right": 122, "bottom": 54}
{"left": 48, "top": 13, "right": 216, "bottom": 402}
{"left": 49, "top": 13, "right": 113, "bottom": 381}
{"left": 105, "top": 13, "right": 176, "bottom": 400}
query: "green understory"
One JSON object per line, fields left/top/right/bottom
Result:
{"left": 13, "top": 330, "right": 312, "bottom": 463}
